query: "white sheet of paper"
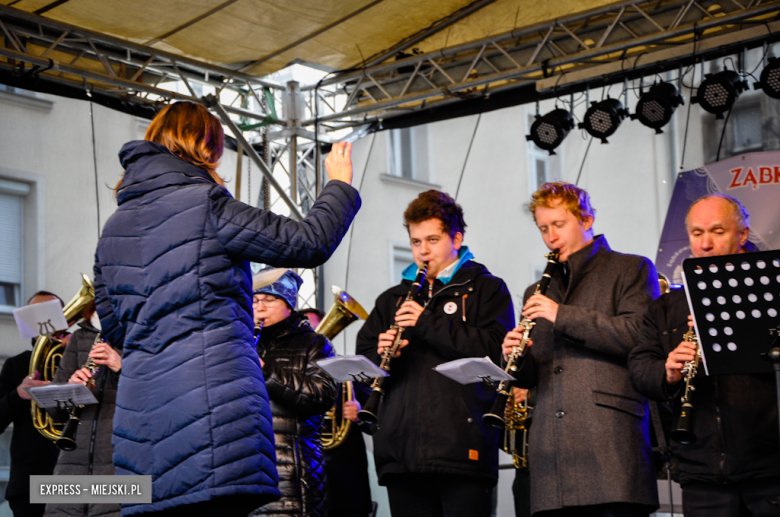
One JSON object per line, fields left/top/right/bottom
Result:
{"left": 434, "top": 357, "right": 515, "bottom": 385}
{"left": 13, "top": 300, "right": 68, "bottom": 339}
{"left": 26, "top": 384, "right": 98, "bottom": 408}
{"left": 316, "top": 355, "right": 389, "bottom": 383}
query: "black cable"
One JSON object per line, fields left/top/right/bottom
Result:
{"left": 715, "top": 107, "right": 733, "bottom": 163}
{"left": 343, "top": 135, "right": 375, "bottom": 286}
{"left": 89, "top": 98, "right": 101, "bottom": 240}
{"left": 454, "top": 112, "right": 482, "bottom": 201}
{"left": 679, "top": 30, "right": 700, "bottom": 170}
{"left": 341, "top": 132, "right": 376, "bottom": 354}
{"left": 575, "top": 136, "right": 593, "bottom": 186}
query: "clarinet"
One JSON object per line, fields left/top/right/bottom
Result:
{"left": 670, "top": 327, "right": 701, "bottom": 445}
{"left": 358, "top": 263, "right": 428, "bottom": 426}
{"left": 56, "top": 334, "right": 103, "bottom": 451}
{"left": 483, "top": 250, "right": 559, "bottom": 429}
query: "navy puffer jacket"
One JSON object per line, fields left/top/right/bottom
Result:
{"left": 93, "top": 141, "right": 360, "bottom": 515}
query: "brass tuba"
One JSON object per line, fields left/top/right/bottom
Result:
{"left": 29, "top": 273, "right": 95, "bottom": 442}
{"left": 316, "top": 286, "right": 368, "bottom": 450}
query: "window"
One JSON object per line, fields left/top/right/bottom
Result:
{"left": 388, "top": 126, "right": 430, "bottom": 182}
{"left": 527, "top": 113, "right": 561, "bottom": 193}
{"left": 0, "top": 179, "right": 29, "bottom": 311}
{"left": 391, "top": 245, "right": 414, "bottom": 285}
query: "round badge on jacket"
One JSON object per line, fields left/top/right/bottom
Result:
{"left": 443, "top": 301, "right": 458, "bottom": 314}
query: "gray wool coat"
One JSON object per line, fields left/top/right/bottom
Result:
{"left": 515, "top": 235, "right": 660, "bottom": 515}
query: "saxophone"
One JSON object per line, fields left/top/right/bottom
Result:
{"left": 358, "top": 262, "right": 428, "bottom": 426}
{"left": 503, "top": 387, "right": 532, "bottom": 469}
{"left": 670, "top": 327, "right": 701, "bottom": 445}
{"left": 483, "top": 250, "right": 559, "bottom": 429}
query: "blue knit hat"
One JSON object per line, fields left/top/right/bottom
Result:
{"left": 252, "top": 267, "right": 303, "bottom": 310}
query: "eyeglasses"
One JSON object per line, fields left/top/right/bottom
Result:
{"left": 253, "top": 296, "right": 280, "bottom": 307}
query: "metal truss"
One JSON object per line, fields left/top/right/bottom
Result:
{"left": 303, "top": 0, "right": 780, "bottom": 128}
{"left": 0, "top": 3, "right": 327, "bottom": 306}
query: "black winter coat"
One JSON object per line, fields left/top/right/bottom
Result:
{"left": 253, "top": 312, "right": 337, "bottom": 517}
{"left": 45, "top": 323, "right": 121, "bottom": 517}
{"left": 0, "top": 348, "right": 59, "bottom": 502}
{"left": 355, "top": 260, "right": 514, "bottom": 485}
{"left": 628, "top": 288, "right": 780, "bottom": 485}
{"left": 324, "top": 381, "right": 373, "bottom": 517}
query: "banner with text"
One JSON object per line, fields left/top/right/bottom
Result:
{"left": 657, "top": 151, "right": 780, "bottom": 284}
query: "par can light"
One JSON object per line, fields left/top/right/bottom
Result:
{"left": 754, "top": 57, "right": 780, "bottom": 99}
{"left": 526, "top": 109, "right": 575, "bottom": 155}
{"left": 692, "top": 70, "right": 747, "bottom": 119}
{"left": 578, "top": 98, "right": 628, "bottom": 144}
{"left": 630, "top": 82, "right": 684, "bottom": 134}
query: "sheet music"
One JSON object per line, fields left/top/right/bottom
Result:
{"left": 26, "top": 384, "right": 98, "bottom": 408}
{"left": 434, "top": 357, "right": 515, "bottom": 385}
{"left": 13, "top": 300, "right": 68, "bottom": 339}
{"left": 315, "top": 355, "right": 389, "bottom": 383}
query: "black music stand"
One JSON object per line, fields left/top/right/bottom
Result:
{"left": 682, "top": 250, "right": 780, "bottom": 449}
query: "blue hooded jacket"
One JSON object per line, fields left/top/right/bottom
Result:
{"left": 93, "top": 141, "right": 360, "bottom": 515}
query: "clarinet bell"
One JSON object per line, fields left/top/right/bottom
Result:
{"left": 358, "top": 391, "right": 381, "bottom": 426}
{"left": 670, "top": 404, "right": 697, "bottom": 445}
{"left": 56, "top": 415, "right": 80, "bottom": 451}
{"left": 483, "top": 391, "right": 509, "bottom": 429}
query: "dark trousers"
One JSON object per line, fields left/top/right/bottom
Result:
{"left": 513, "top": 469, "right": 531, "bottom": 517}
{"left": 534, "top": 503, "right": 654, "bottom": 517}
{"left": 682, "top": 477, "right": 780, "bottom": 517}
{"left": 385, "top": 473, "right": 492, "bottom": 517}
{"left": 8, "top": 498, "right": 45, "bottom": 517}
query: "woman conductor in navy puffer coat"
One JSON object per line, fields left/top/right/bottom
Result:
{"left": 92, "top": 101, "right": 361, "bottom": 517}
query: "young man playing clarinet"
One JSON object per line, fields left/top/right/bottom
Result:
{"left": 355, "top": 190, "right": 514, "bottom": 517}
{"left": 507, "top": 182, "right": 660, "bottom": 516}
{"left": 629, "top": 194, "right": 780, "bottom": 517}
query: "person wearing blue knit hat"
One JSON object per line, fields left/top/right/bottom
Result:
{"left": 251, "top": 267, "right": 337, "bottom": 517}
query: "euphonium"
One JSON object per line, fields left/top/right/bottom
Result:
{"left": 316, "top": 286, "right": 368, "bottom": 450}
{"left": 502, "top": 387, "right": 532, "bottom": 469}
{"left": 55, "top": 333, "right": 102, "bottom": 451}
{"left": 670, "top": 327, "right": 701, "bottom": 445}
{"left": 484, "top": 250, "right": 559, "bottom": 429}
{"left": 358, "top": 263, "right": 428, "bottom": 426}
{"left": 30, "top": 273, "right": 95, "bottom": 442}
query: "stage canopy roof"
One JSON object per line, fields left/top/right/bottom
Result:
{"left": 1, "top": 0, "right": 621, "bottom": 78}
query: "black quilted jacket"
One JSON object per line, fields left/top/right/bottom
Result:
{"left": 252, "top": 312, "right": 337, "bottom": 517}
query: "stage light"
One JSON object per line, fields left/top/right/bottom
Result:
{"left": 630, "top": 82, "right": 684, "bottom": 134}
{"left": 692, "top": 70, "right": 747, "bottom": 119}
{"left": 578, "top": 98, "right": 628, "bottom": 143}
{"left": 526, "top": 109, "right": 575, "bottom": 155}
{"left": 754, "top": 57, "right": 780, "bottom": 99}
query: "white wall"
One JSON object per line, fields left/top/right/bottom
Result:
{"left": 0, "top": 90, "right": 247, "bottom": 362}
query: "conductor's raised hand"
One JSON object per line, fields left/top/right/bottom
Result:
{"left": 377, "top": 328, "right": 408, "bottom": 358}
{"left": 325, "top": 142, "right": 353, "bottom": 185}
{"left": 501, "top": 325, "right": 532, "bottom": 361}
